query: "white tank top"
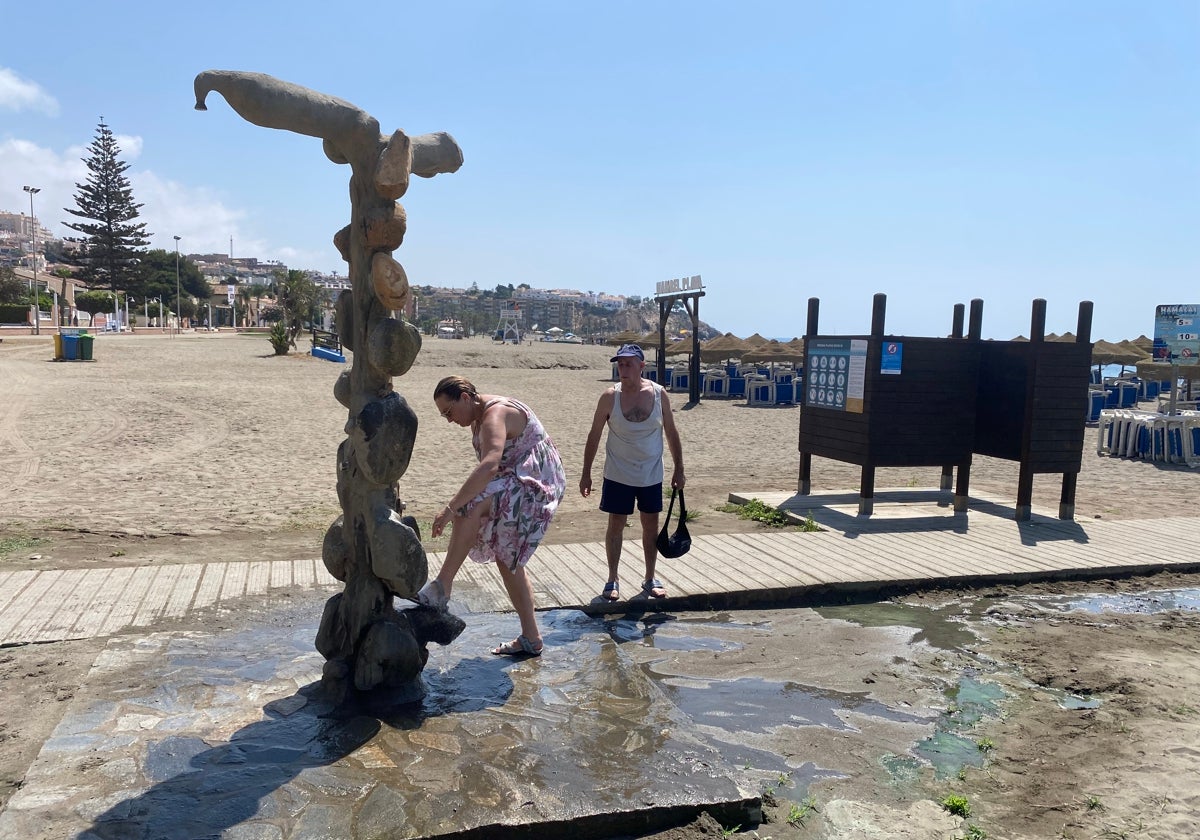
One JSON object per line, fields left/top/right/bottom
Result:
{"left": 604, "top": 383, "right": 664, "bottom": 487}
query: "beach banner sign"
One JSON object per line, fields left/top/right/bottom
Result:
{"left": 1153, "top": 304, "right": 1199, "bottom": 365}
{"left": 655, "top": 274, "right": 703, "bottom": 297}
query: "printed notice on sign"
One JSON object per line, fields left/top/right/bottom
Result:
{"left": 806, "top": 338, "right": 866, "bottom": 413}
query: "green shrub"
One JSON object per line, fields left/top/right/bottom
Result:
{"left": 268, "top": 321, "right": 290, "bottom": 355}
{"left": 940, "top": 794, "right": 971, "bottom": 817}
{"left": 0, "top": 303, "right": 31, "bottom": 324}
{"left": 734, "top": 498, "right": 791, "bottom": 527}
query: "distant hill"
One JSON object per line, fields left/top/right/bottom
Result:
{"left": 598, "top": 304, "right": 719, "bottom": 341}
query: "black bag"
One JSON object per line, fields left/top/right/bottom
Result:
{"left": 656, "top": 487, "right": 691, "bottom": 559}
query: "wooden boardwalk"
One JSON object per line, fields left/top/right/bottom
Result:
{"left": 3, "top": 490, "right": 1199, "bottom": 647}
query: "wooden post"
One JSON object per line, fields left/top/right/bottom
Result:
{"left": 656, "top": 297, "right": 669, "bottom": 385}
{"left": 860, "top": 293, "right": 887, "bottom": 515}
{"left": 941, "top": 303, "right": 967, "bottom": 491}
{"left": 1015, "top": 299, "right": 1047, "bottom": 521}
{"left": 798, "top": 296, "right": 818, "bottom": 495}
{"left": 688, "top": 297, "right": 701, "bottom": 404}
{"left": 1059, "top": 300, "right": 1094, "bottom": 520}
{"left": 955, "top": 298, "right": 984, "bottom": 512}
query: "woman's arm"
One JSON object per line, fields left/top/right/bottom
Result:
{"left": 447, "top": 404, "right": 511, "bottom": 511}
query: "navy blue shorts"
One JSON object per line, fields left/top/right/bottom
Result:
{"left": 599, "top": 479, "right": 663, "bottom": 516}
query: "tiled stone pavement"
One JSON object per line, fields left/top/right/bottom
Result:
{"left": 0, "top": 603, "right": 760, "bottom": 839}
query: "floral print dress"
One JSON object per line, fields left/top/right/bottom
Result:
{"left": 466, "top": 398, "right": 566, "bottom": 570}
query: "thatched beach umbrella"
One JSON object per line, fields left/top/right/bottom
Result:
{"left": 742, "top": 332, "right": 770, "bottom": 351}
{"left": 783, "top": 337, "right": 805, "bottom": 359}
{"left": 606, "top": 330, "right": 640, "bottom": 347}
{"left": 1136, "top": 361, "right": 1200, "bottom": 382}
{"left": 742, "top": 340, "right": 804, "bottom": 365}
{"left": 1092, "top": 339, "right": 1147, "bottom": 367}
{"left": 1090, "top": 339, "right": 1148, "bottom": 379}
{"left": 699, "top": 332, "right": 747, "bottom": 363}
{"left": 665, "top": 336, "right": 694, "bottom": 357}
{"left": 1119, "top": 339, "right": 1151, "bottom": 358}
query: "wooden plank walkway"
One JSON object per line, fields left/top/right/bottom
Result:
{"left": 3, "top": 490, "right": 1199, "bottom": 646}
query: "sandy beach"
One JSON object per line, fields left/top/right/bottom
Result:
{"left": 3, "top": 330, "right": 1200, "bottom": 839}
{"left": 1, "top": 331, "right": 1191, "bottom": 550}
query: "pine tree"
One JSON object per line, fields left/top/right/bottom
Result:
{"left": 63, "top": 119, "right": 151, "bottom": 292}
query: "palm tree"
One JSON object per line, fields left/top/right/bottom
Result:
{"left": 248, "top": 283, "right": 269, "bottom": 326}
{"left": 273, "top": 268, "right": 320, "bottom": 349}
{"left": 238, "top": 286, "right": 253, "bottom": 327}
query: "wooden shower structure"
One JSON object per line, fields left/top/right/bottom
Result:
{"left": 797, "top": 294, "right": 1093, "bottom": 521}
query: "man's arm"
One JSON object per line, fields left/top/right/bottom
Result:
{"left": 580, "top": 389, "right": 614, "bottom": 497}
{"left": 660, "top": 389, "right": 685, "bottom": 489}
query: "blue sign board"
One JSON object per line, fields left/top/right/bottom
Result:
{"left": 1153, "top": 304, "right": 1200, "bottom": 365}
{"left": 881, "top": 342, "right": 903, "bottom": 375}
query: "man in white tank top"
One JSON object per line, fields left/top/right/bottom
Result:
{"left": 581, "top": 344, "right": 685, "bottom": 601}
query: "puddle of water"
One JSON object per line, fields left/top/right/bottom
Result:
{"left": 911, "top": 676, "right": 1007, "bottom": 779}
{"left": 606, "top": 616, "right": 745, "bottom": 652}
{"left": 814, "top": 602, "right": 977, "bottom": 650}
{"left": 944, "top": 676, "right": 1006, "bottom": 729}
{"left": 642, "top": 635, "right": 739, "bottom": 652}
{"left": 1046, "top": 588, "right": 1200, "bottom": 615}
{"left": 881, "top": 753, "right": 924, "bottom": 784}
{"left": 655, "top": 676, "right": 926, "bottom": 736}
{"left": 915, "top": 730, "right": 987, "bottom": 779}
{"left": 1047, "top": 688, "right": 1102, "bottom": 710}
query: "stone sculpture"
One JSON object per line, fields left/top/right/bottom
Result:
{"left": 195, "top": 70, "right": 465, "bottom": 704}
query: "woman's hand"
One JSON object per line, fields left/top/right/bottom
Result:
{"left": 431, "top": 506, "right": 453, "bottom": 538}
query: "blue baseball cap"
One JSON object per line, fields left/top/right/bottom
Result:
{"left": 610, "top": 343, "right": 645, "bottom": 362}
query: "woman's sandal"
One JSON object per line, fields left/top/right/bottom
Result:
{"left": 417, "top": 579, "right": 449, "bottom": 611}
{"left": 601, "top": 581, "right": 620, "bottom": 601}
{"left": 491, "top": 635, "right": 543, "bottom": 657}
{"left": 642, "top": 579, "right": 667, "bottom": 599}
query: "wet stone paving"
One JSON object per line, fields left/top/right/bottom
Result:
{"left": 8, "top": 586, "right": 1194, "bottom": 838}
{"left": 1, "top": 601, "right": 766, "bottom": 840}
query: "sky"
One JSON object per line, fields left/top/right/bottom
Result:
{"left": 2, "top": 1, "right": 1196, "bottom": 341}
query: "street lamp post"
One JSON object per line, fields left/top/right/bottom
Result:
{"left": 173, "top": 236, "right": 181, "bottom": 336}
{"left": 23, "top": 186, "right": 41, "bottom": 336}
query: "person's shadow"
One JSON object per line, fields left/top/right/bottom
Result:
{"left": 82, "top": 655, "right": 515, "bottom": 839}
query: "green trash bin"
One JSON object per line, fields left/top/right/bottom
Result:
{"left": 62, "top": 334, "right": 80, "bottom": 360}
{"left": 78, "top": 333, "right": 94, "bottom": 361}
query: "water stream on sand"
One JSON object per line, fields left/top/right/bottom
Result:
{"left": 606, "top": 588, "right": 1200, "bottom": 788}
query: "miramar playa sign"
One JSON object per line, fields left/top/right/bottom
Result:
{"left": 655, "top": 274, "right": 704, "bottom": 298}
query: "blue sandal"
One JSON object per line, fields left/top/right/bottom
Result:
{"left": 642, "top": 579, "right": 667, "bottom": 599}
{"left": 601, "top": 581, "right": 620, "bottom": 601}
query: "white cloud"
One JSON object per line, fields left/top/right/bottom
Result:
{"left": 4, "top": 134, "right": 329, "bottom": 271}
{"left": 132, "top": 169, "right": 247, "bottom": 254}
{"left": 1, "top": 137, "right": 243, "bottom": 255}
{"left": 1, "top": 138, "right": 87, "bottom": 237}
{"left": 132, "top": 171, "right": 330, "bottom": 268}
{"left": 0, "top": 68, "right": 60, "bottom": 116}
{"left": 113, "top": 133, "right": 143, "bottom": 161}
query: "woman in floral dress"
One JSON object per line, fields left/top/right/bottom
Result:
{"left": 421, "top": 375, "right": 566, "bottom": 656}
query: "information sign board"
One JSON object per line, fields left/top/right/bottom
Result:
{"left": 1153, "top": 304, "right": 1200, "bottom": 364}
{"left": 806, "top": 338, "right": 867, "bottom": 412}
